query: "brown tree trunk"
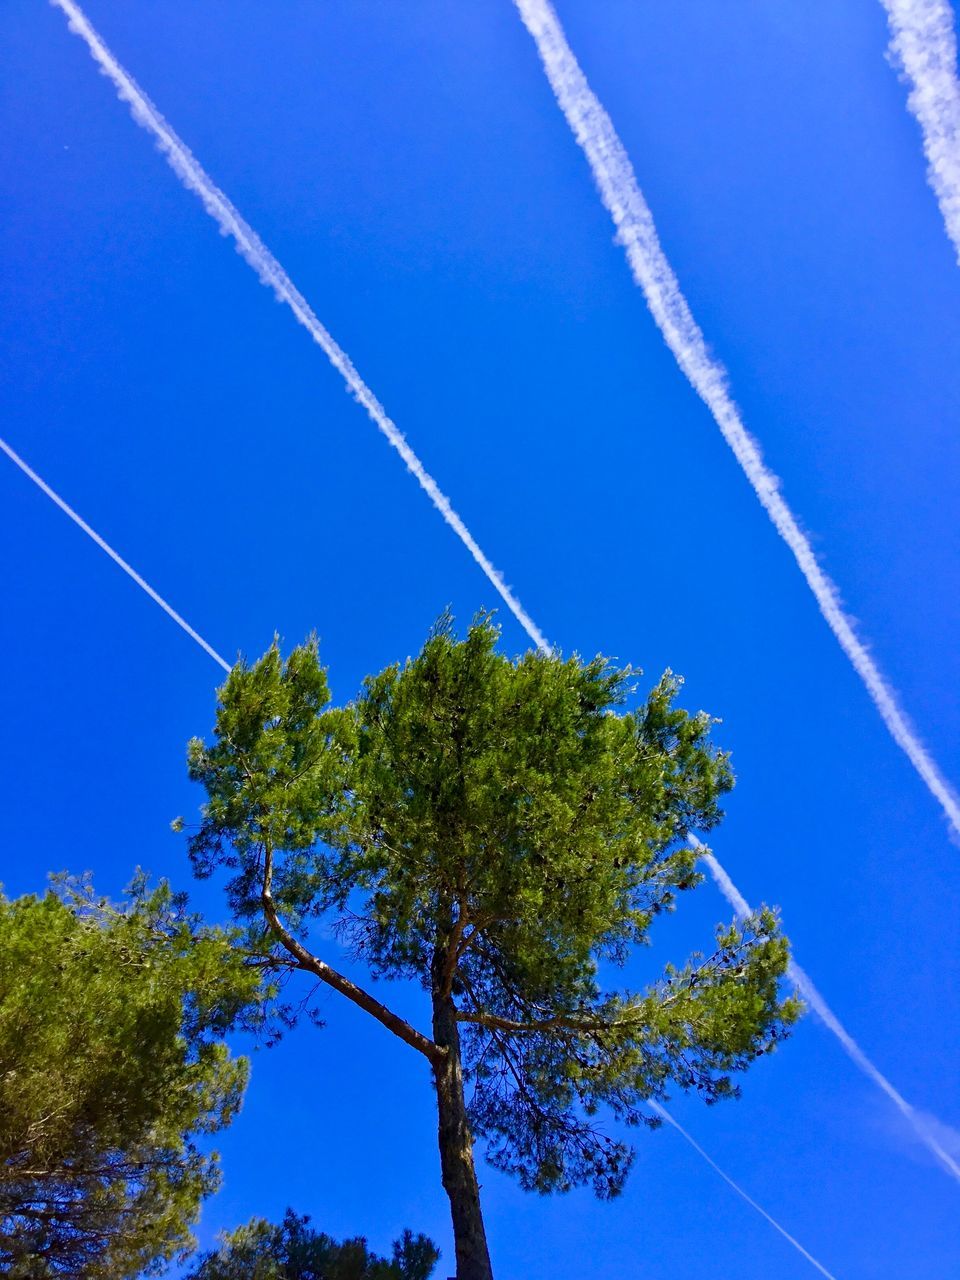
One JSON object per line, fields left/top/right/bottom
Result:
{"left": 431, "top": 988, "right": 494, "bottom": 1280}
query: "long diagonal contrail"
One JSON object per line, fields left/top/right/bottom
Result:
{"left": 512, "top": 0, "right": 960, "bottom": 840}
{"left": 48, "top": 0, "right": 550, "bottom": 656}
{"left": 695, "top": 838, "right": 960, "bottom": 1184}
{"left": 881, "top": 0, "right": 960, "bottom": 264}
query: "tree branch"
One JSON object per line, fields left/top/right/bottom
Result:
{"left": 259, "top": 845, "right": 442, "bottom": 1065}
{"left": 457, "top": 928, "right": 764, "bottom": 1038}
{"left": 437, "top": 905, "right": 473, "bottom": 998}
{"left": 456, "top": 1008, "right": 613, "bottom": 1035}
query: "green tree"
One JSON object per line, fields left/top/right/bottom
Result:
{"left": 186, "top": 618, "right": 800, "bottom": 1280}
{"left": 186, "top": 1208, "right": 438, "bottom": 1280}
{"left": 0, "top": 875, "right": 266, "bottom": 1279}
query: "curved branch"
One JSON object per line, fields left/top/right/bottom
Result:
{"left": 260, "top": 846, "right": 442, "bottom": 1065}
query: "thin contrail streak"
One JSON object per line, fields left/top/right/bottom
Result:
{"left": 512, "top": 0, "right": 960, "bottom": 840}
{"left": 0, "top": 435, "right": 231, "bottom": 672}
{"left": 695, "top": 838, "right": 960, "bottom": 1184}
{"left": 648, "top": 1101, "right": 839, "bottom": 1279}
{"left": 49, "top": 0, "right": 550, "bottom": 657}
{"left": 881, "top": 0, "right": 960, "bottom": 265}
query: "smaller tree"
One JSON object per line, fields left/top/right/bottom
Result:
{"left": 186, "top": 1208, "right": 439, "bottom": 1280}
{"left": 0, "top": 875, "right": 266, "bottom": 1279}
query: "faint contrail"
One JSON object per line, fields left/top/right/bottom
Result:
{"left": 881, "top": 0, "right": 960, "bottom": 264}
{"left": 0, "top": 435, "right": 231, "bottom": 672}
{"left": 513, "top": 0, "right": 960, "bottom": 839}
{"left": 49, "top": 0, "right": 550, "bottom": 656}
{"left": 696, "top": 838, "right": 960, "bottom": 1184}
{"left": 649, "top": 1101, "right": 838, "bottom": 1278}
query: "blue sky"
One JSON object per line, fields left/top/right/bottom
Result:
{"left": 2, "top": 1, "right": 960, "bottom": 1276}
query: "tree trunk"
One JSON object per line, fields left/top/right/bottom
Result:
{"left": 431, "top": 989, "right": 494, "bottom": 1280}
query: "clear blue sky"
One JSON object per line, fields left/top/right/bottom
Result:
{"left": 2, "top": 2, "right": 959, "bottom": 1276}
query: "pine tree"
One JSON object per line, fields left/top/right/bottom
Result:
{"left": 186, "top": 1209, "right": 438, "bottom": 1280}
{"left": 0, "top": 876, "right": 265, "bottom": 1278}
{"left": 185, "top": 617, "right": 800, "bottom": 1280}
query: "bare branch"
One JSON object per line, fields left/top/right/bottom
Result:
{"left": 259, "top": 845, "right": 442, "bottom": 1065}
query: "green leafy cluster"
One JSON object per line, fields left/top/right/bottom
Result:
{"left": 464, "top": 910, "right": 795, "bottom": 1196}
{"left": 186, "top": 1209, "right": 439, "bottom": 1280}
{"left": 187, "top": 616, "right": 800, "bottom": 1201}
{"left": 186, "top": 640, "right": 354, "bottom": 936}
{"left": 349, "top": 619, "right": 729, "bottom": 982}
{"left": 0, "top": 875, "right": 264, "bottom": 1278}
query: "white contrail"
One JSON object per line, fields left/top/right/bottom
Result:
{"left": 0, "top": 435, "right": 231, "bottom": 672}
{"left": 49, "top": 0, "right": 550, "bottom": 657}
{"left": 648, "top": 1100, "right": 838, "bottom": 1279}
{"left": 695, "top": 838, "right": 960, "bottom": 1184}
{"left": 881, "top": 0, "right": 960, "bottom": 265}
{"left": 513, "top": 0, "right": 960, "bottom": 839}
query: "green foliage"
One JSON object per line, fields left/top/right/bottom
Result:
{"left": 348, "top": 619, "right": 730, "bottom": 983}
{"left": 187, "top": 638, "right": 355, "bottom": 935}
{"left": 186, "top": 1209, "right": 439, "bottom": 1280}
{"left": 187, "top": 616, "right": 800, "bottom": 1201}
{"left": 0, "top": 875, "right": 265, "bottom": 1278}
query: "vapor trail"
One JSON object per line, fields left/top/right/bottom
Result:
{"left": 513, "top": 0, "right": 960, "bottom": 839}
{"left": 881, "top": 0, "right": 960, "bottom": 264}
{"left": 648, "top": 1101, "right": 838, "bottom": 1278}
{"left": 50, "top": 0, "right": 550, "bottom": 657}
{"left": 696, "top": 839, "right": 960, "bottom": 1184}
{"left": 0, "top": 435, "right": 231, "bottom": 672}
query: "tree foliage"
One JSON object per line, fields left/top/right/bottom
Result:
{"left": 186, "top": 1209, "right": 439, "bottom": 1280}
{"left": 0, "top": 875, "right": 265, "bottom": 1278}
{"left": 185, "top": 616, "right": 799, "bottom": 1256}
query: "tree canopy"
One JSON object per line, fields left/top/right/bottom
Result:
{"left": 186, "top": 617, "right": 800, "bottom": 1279}
{"left": 0, "top": 875, "right": 264, "bottom": 1279}
{"left": 186, "top": 1209, "right": 439, "bottom": 1280}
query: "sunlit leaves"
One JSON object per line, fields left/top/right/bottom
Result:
{"left": 0, "top": 877, "right": 265, "bottom": 1278}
